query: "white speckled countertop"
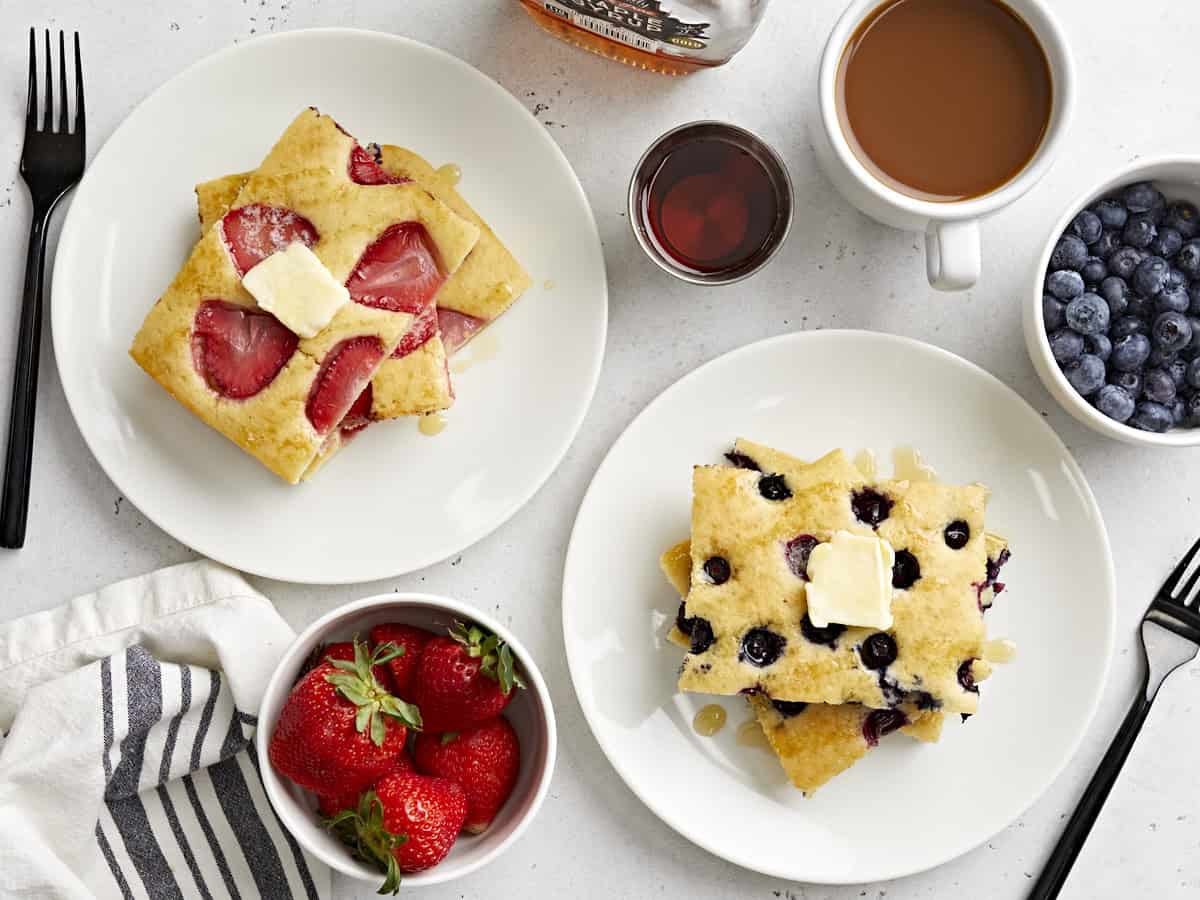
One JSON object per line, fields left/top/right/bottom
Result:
{"left": 0, "top": 2, "right": 1197, "bottom": 897}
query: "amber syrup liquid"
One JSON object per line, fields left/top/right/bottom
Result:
{"left": 642, "top": 138, "right": 781, "bottom": 276}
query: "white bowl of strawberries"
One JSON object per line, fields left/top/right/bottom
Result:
{"left": 256, "top": 593, "right": 557, "bottom": 891}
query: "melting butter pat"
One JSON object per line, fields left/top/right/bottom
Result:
{"left": 806, "top": 531, "right": 895, "bottom": 630}
{"left": 242, "top": 242, "right": 348, "bottom": 338}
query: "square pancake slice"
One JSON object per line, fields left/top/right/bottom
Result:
{"left": 678, "top": 441, "right": 993, "bottom": 715}
{"left": 131, "top": 157, "right": 478, "bottom": 483}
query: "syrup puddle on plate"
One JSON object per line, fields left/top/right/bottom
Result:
{"left": 543, "top": 278, "right": 556, "bottom": 291}
{"left": 417, "top": 412, "right": 447, "bottom": 436}
{"left": 435, "top": 163, "right": 462, "bottom": 186}
{"left": 692, "top": 704, "right": 727, "bottom": 737}
{"left": 854, "top": 446, "right": 938, "bottom": 482}
{"left": 982, "top": 638, "right": 1017, "bottom": 663}
{"left": 450, "top": 330, "right": 500, "bottom": 375}
{"left": 736, "top": 718, "right": 770, "bottom": 749}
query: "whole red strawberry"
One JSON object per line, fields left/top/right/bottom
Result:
{"left": 411, "top": 621, "right": 526, "bottom": 733}
{"left": 367, "top": 624, "right": 434, "bottom": 697}
{"left": 317, "top": 751, "right": 414, "bottom": 818}
{"left": 413, "top": 717, "right": 520, "bottom": 834}
{"left": 269, "top": 638, "right": 421, "bottom": 802}
{"left": 329, "top": 772, "right": 467, "bottom": 892}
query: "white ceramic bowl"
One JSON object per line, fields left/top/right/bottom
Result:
{"left": 1024, "top": 156, "right": 1200, "bottom": 446}
{"left": 256, "top": 593, "right": 557, "bottom": 888}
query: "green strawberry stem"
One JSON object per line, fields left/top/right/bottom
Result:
{"left": 448, "top": 621, "right": 528, "bottom": 695}
{"left": 324, "top": 637, "right": 422, "bottom": 745}
{"left": 326, "top": 791, "right": 407, "bottom": 895}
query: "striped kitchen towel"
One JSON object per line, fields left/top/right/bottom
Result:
{"left": 0, "top": 560, "right": 330, "bottom": 900}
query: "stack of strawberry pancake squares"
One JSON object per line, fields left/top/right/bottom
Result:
{"left": 269, "top": 620, "right": 524, "bottom": 892}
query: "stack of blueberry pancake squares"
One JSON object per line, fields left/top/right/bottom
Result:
{"left": 130, "top": 108, "right": 529, "bottom": 483}
{"left": 661, "top": 440, "right": 1014, "bottom": 793}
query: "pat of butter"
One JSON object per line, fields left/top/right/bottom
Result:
{"left": 242, "top": 242, "right": 349, "bottom": 338}
{"left": 805, "top": 531, "right": 895, "bottom": 630}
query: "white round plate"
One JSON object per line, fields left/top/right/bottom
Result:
{"left": 562, "top": 330, "right": 1115, "bottom": 884}
{"left": 52, "top": 28, "right": 606, "bottom": 583}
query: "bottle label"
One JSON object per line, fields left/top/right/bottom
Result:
{"left": 539, "top": 0, "right": 710, "bottom": 54}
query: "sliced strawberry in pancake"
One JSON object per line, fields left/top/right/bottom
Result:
{"left": 191, "top": 301, "right": 299, "bottom": 399}
{"left": 391, "top": 304, "right": 438, "bottom": 359}
{"left": 306, "top": 336, "right": 385, "bottom": 434}
{"left": 220, "top": 204, "right": 319, "bottom": 277}
{"left": 437, "top": 308, "right": 487, "bottom": 354}
{"left": 346, "top": 223, "right": 445, "bottom": 314}
{"left": 340, "top": 383, "right": 374, "bottom": 436}
{"left": 348, "top": 144, "right": 409, "bottom": 186}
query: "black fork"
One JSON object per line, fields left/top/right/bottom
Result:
{"left": 1029, "top": 535, "right": 1200, "bottom": 899}
{"left": 1, "top": 30, "right": 85, "bottom": 548}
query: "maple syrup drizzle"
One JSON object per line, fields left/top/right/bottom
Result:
{"left": 435, "top": 163, "right": 462, "bottom": 186}
{"left": 449, "top": 331, "right": 500, "bottom": 375}
{"left": 418, "top": 412, "right": 447, "bottom": 436}
{"left": 692, "top": 704, "right": 727, "bottom": 737}
{"left": 736, "top": 718, "right": 770, "bottom": 748}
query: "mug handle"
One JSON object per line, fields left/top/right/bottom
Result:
{"left": 925, "top": 220, "right": 980, "bottom": 291}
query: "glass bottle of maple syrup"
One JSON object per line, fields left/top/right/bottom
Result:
{"left": 518, "top": 1, "right": 771, "bottom": 75}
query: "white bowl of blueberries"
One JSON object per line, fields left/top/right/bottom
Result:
{"left": 1025, "top": 158, "right": 1200, "bottom": 445}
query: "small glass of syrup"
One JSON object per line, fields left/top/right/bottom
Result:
{"left": 629, "top": 121, "right": 793, "bottom": 285}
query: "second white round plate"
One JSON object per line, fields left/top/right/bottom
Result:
{"left": 52, "top": 28, "right": 606, "bottom": 583}
{"left": 562, "top": 330, "right": 1114, "bottom": 884}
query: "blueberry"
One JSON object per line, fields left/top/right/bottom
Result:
{"left": 769, "top": 698, "right": 808, "bottom": 718}
{"left": 957, "top": 659, "right": 979, "bottom": 693}
{"left": 1148, "top": 347, "right": 1178, "bottom": 368}
{"left": 1133, "top": 256, "right": 1169, "bottom": 296}
{"left": 1042, "top": 294, "right": 1067, "bottom": 331}
{"left": 1168, "top": 357, "right": 1189, "bottom": 388}
{"left": 689, "top": 618, "right": 715, "bottom": 654}
{"left": 1108, "top": 246, "right": 1144, "bottom": 280}
{"left": 1126, "top": 293, "right": 1156, "bottom": 320}
{"left": 1166, "top": 268, "right": 1189, "bottom": 292}
{"left": 1109, "top": 369, "right": 1144, "bottom": 399}
{"left": 1111, "top": 315, "right": 1148, "bottom": 340}
{"left": 862, "top": 709, "right": 908, "bottom": 747}
{"left": 1099, "top": 276, "right": 1129, "bottom": 316}
{"left": 1050, "top": 234, "right": 1088, "bottom": 271}
{"left": 892, "top": 550, "right": 921, "bottom": 589}
{"left": 1093, "top": 231, "right": 1123, "bottom": 259}
{"left": 1080, "top": 257, "right": 1107, "bottom": 285}
{"left": 944, "top": 520, "right": 970, "bottom": 549}
{"left": 1188, "top": 358, "right": 1200, "bottom": 390}
{"left": 800, "top": 613, "right": 845, "bottom": 648}
{"left": 1046, "top": 269, "right": 1085, "bottom": 300}
{"left": 1189, "top": 284, "right": 1200, "bottom": 316}
{"left": 1187, "top": 392, "right": 1200, "bottom": 425}
{"left": 724, "top": 450, "right": 760, "bottom": 471}
{"left": 851, "top": 488, "right": 892, "bottom": 527}
{"left": 740, "top": 628, "right": 786, "bottom": 667}
{"left": 1095, "top": 384, "right": 1136, "bottom": 422}
{"left": 1130, "top": 400, "right": 1174, "bottom": 433}
{"left": 758, "top": 473, "right": 791, "bottom": 501}
{"left": 1143, "top": 368, "right": 1177, "bottom": 404}
{"left": 1177, "top": 240, "right": 1200, "bottom": 279}
{"left": 1070, "top": 210, "right": 1103, "bottom": 245}
{"left": 1122, "top": 215, "right": 1157, "bottom": 250}
{"left": 1157, "top": 286, "right": 1191, "bottom": 314}
{"left": 784, "top": 535, "right": 819, "bottom": 580}
{"left": 1093, "top": 199, "right": 1129, "bottom": 230}
{"left": 1124, "top": 182, "right": 1164, "bottom": 214}
{"left": 1186, "top": 318, "right": 1200, "bottom": 355}
{"left": 1153, "top": 311, "right": 1193, "bottom": 352}
{"left": 1111, "top": 333, "right": 1152, "bottom": 371}
{"left": 1065, "top": 293, "right": 1110, "bottom": 334}
{"left": 1049, "top": 328, "right": 1085, "bottom": 364}
{"left": 1165, "top": 201, "right": 1200, "bottom": 239}
{"left": 859, "top": 632, "right": 898, "bottom": 670}
{"left": 1151, "top": 227, "right": 1184, "bottom": 259}
{"left": 1064, "top": 354, "right": 1106, "bottom": 396}
{"left": 1083, "top": 333, "right": 1112, "bottom": 362}
{"left": 703, "top": 556, "right": 731, "bottom": 585}
{"left": 1172, "top": 399, "right": 1187, "bottom": 425}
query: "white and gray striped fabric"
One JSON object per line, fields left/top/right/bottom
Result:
{"left": 0, "top": 561, "right": 330, "bottom": 900}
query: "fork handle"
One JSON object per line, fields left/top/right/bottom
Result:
{"left": 1028, "top": 678, "right": 1153, "bottom": 900}
{"left": 0, "top": 207, "right": 52, "bottom": 549}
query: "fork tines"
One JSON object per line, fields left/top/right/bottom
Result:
{"left": 1157, "top": 534, "right": 1200, "bottom": 610}
{"left": 26, "top": 28, "right": 84, "bottom": 138}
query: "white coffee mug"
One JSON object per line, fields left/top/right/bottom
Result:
{"left": 810, "top": 0, "right": 1075, "bottom": 291}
